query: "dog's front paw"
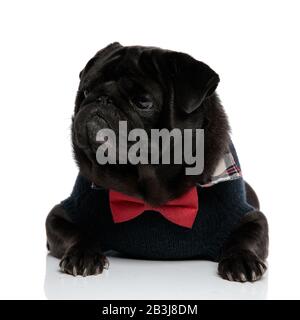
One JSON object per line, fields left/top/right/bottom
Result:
{"left": 218, "top": 250, "right": 267, "bottom": 282}
{"left": 59, "top": 244, "right": 109, "bottom": 277}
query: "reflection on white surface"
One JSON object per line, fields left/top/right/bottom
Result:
{"left": 44, "top": 253, "right": 268, "bottom": 300}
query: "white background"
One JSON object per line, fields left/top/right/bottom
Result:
{"left": 0, "top": 0, "right": 299, "bottom": 299}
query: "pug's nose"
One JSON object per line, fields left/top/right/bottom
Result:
{"left": 86, "top": 96, "right": 112, "bottom": 149}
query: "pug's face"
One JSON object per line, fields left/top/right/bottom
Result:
{"left": 72, "top": 42, "right": 227, "bottom": 205}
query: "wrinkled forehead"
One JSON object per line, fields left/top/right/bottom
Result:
{"left": 79, "top": 46, "right": 164, "bottom": 90}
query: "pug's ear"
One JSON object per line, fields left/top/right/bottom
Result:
{"left": 168, "top": 52, "right": 219, "bottom": 114}
{"left": 79, "top": 42, "right": 122, "bottom": 79}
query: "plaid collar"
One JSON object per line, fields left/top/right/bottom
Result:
{"left": 197, "top": 150, "right": 242, "bottom": 188}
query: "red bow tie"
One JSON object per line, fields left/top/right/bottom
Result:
{"left": 109, "top": 187, "right": 198, "bottom": 229}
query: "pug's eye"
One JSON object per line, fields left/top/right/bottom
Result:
{"left": 132, "top": 96, "right": 153, "bottom": 110}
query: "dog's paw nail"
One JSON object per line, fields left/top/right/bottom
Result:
{"left": 60, "top": 260, "right": 66, "bottom": 272}
{"left": 226, "top": 272, "right": 233, "bottom": 281}
{"left": 258, "top": 263, "right": 266, "bottom": 274}
{"left": 82, "top": 268, "right": 88, "bottom": 277}
{"left": 251, "top": 271, "right": 257, "bottom": 281}
{"left": 72, "top": 266, "right": 77, "bottom": 276}
{"left": 103, "top": 258, "right": 110, "bottom": 269}
{"left": 95, "top": 266, "right": 101, "bottom": 275}
{"left": 240, "top": 273, "right": 247, "bottom": 282}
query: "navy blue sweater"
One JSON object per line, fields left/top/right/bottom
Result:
{"left": 61, "top": 147, "right": 254, "bottom": 261}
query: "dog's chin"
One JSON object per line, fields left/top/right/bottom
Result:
{"left": 78, "top": 160, "right": 178, "bottom": 207}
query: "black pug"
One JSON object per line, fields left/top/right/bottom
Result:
{"left": 46, "top": 42, "right": 268, "bottom": 282}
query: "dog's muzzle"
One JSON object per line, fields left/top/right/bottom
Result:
{"left": 73, "top": 96, "right": 111, "bottom": 151}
